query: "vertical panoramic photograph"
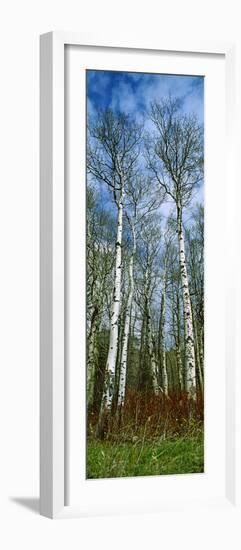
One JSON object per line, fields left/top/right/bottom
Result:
{"left": 86, "top": 70, "right": 204, "bottom": 479}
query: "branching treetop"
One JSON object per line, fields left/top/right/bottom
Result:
{"left": 147, "top": 96, "right": 204, "bottom": 209}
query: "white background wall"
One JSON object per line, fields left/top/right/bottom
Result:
{"left": 0, "top": 1, "right": 241, "bottom": 548}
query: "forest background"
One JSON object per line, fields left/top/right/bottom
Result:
{"left": 86, "top": 70, "right": 204, "bottom": 479}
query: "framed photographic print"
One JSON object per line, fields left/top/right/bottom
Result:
{"left": 40, "top": 32, "right": 239, "bottom": 518}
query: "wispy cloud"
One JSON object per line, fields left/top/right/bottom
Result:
{"left": 87, "top": 70, "right": 204, "bottom": 124}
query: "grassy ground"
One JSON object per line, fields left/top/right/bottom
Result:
{"left": 87, "top": 432, "right": 204, "bottom": 479}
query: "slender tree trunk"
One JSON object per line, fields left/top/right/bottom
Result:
{"left": 191, "top": 301, "right": 204, "bottom": 395}
{"left": 112, "top": 295, "right": 126, "bottom": 415}
{"left": 158, "top": 263, "right": 168, "bottom": 396}
{"left": 87, "top": 304, "right": 99, "bottom": 409}
{"left": 198, "top": 324, "right": 204, "bottom": 378}
{"left": 187, "top": 232, "right": 204, "bottom": 393}
{"left": 140, "top": 266, "right": 159, "bottom": 394}
{"left": 177, "top": 205, "right": 196, "bottom": 400}
{"left": 118, "top": 224, "right": 136, "bottom": 407}
{"left": 97, "top": 188, "right": 124, "bottom": 436}
{"left": 171, "top": 281, "right": 184, "bottom": 393}
{"left": 138, "top": 309, "right": 147, "bottom": 391}
{"left": 176, "top": 290, "right": 184, "bottom": 393}
{"left": 146, "top": 298, "right": 159, "bottom": 395}
{"left": 167, "top": 354, "right": 175, "bottom": 393}
{"left": 176, "top": 345, "right": 183, "bottom": 392}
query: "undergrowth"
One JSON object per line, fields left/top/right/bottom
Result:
{"left": 87, "top": 390, "right": 204, "bottom": 479}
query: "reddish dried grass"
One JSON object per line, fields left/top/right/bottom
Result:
{"left": 88, "top": 389, "right": 204, "bottom": 441}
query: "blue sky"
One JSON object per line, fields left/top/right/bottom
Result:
{"left": 87, "top": 70, "right": 204, "bottom": 221}
{"left": 87, "top": 70, "right": 204, "bottom": 123}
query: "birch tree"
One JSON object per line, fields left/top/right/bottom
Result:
{"left": 168, "top": 248, "right": 184, "bottom": 392}
{"left": 87, "top": 109, "right": 142, "bottom": 435}
{"left": 147, "top": 97, "right": 203, "bottom": 400}
{"left": 136, "top": 215, "right": 162, "bottom": 394}
{"left": 118, "top": 177, "right": 160, "bottom": 407}
{"left": 86, "top": 187, "right": 114, "bottom": 409}
{"left": 158, "top": 246, "right": 169, "bottom": 396}
{"left": 186, "top": 206, "right": 204, "bottom": 394}
{"left": 117, "top": 218, "right": 136, "bottom": 407}
{"left": 146, "top": 285, "right": 160, "bottom": 394}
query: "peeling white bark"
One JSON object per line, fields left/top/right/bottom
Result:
{"left": 177, "top": 206, "right": 196, "bottom": 399}
{"left": 102, "top": 189, "right": 124, "bottom": 410}
{"left": 118, "top": 223, "right": 136, "bottom": 407}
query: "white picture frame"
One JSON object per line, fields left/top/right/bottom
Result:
{"left": 40, "top": 31, "right": 239, "bottom": 519}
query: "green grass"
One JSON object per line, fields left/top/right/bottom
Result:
{"left": 86, "top": 433, "right": 204, "bottom": 479}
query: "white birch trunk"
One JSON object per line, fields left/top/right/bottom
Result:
{"left": 118, "top": 224, "right": 136, "bottom": 407}
{"left": 177, "top": 206, "right": 196, "bottom": 400}
{"left": 101, "top": 189, "right": 124, "bottom": 411}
